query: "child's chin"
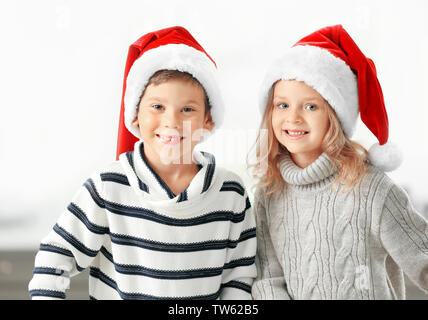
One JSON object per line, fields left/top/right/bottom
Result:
{"left": 157, "top": 147, "right": 194, "bottom": 165}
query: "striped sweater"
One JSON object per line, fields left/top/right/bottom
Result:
{"left": 29, "top": 141, "right": 257, "bottom": 300}
{"left": 252, "top": 153, "right": 428, "bottom": 300}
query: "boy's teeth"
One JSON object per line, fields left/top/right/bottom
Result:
{"left": 159, "top": 135, "right": 171, "bottom": 142}
{"left": 158, "top": 135, "right": 181, "bottom": 142}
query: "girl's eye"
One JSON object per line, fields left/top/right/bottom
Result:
{"left": 152, "top": 104, "right": 163, "bottom": 110}
{"left": 182, "top": 107, "right": 194, "bottom": 113}
{"left": 305, "top": 104, "right": 317, "bottom": 111}
{"left": 278, "top": 103, "right": 288, "bottom": 109}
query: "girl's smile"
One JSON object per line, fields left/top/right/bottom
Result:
{"left": 282, "top": 129, "right": 309, "bottom": 140}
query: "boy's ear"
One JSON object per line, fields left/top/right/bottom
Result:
{"left": 203, "top": 112, "right": 215, "bottom": 132}
{"left": 131, "top": 117, "right": 139, "bottom": 127}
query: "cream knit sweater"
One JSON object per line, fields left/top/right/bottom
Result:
{"left": 252, "top": 153, "right": 428, "bottom": 300}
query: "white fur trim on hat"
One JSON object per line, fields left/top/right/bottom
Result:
{"left": 259, "top": 45, "right": 359, "bottom": 138}
{"left": 124, "top": 43, "right": 224, "bottom": 139}
{"left": 368, "top": 141, "right": 403, "bottom": 172}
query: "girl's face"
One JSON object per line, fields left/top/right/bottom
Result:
{"left": 271, "top": 80, "right": 330, "bottom": 167}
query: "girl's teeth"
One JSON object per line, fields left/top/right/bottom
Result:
{"left": 287, "top": 131, "right": 306, "bottom": 135}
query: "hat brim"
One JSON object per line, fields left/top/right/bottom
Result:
{"left": 259, "top": 45, "right": 359, "bottom": 137}
{"left": 124, "top": 43, "right": 224, "bottom": 139}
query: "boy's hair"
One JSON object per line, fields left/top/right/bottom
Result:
{"left": 138, "top": 69, "right": 212, "bottom": 112}
{"left": 250, "top": 83, "right": 369, "bottom": 195}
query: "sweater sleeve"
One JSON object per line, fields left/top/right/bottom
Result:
{"left": 28, "top": 171, "right": 109, "bottom": 300}
{"left": 219, "top": 184, "right": 257, "bottom": 300}
{"left": 251, "top": 189, "right": 291, "bottom": 300}
{"left": 380, "top": 184, "right": 428, "bottom": 293}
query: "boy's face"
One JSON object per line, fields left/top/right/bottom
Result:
{"left": 271, "top": 80, "right": 330, "bottom": 164}
{"left": 132, "top": 79, "right": 214, "bottom": 165}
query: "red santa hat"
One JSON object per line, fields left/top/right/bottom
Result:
{"left": 116, "top": 26, "right": 224, "bottom": 159}
{"left": 259, "top": 25, "right": 403, "bottom": 172}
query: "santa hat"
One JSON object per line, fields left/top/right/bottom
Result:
{"left": 116, "top": 26, "right": 224, "bottom": 159}
{"left": 259, "top": 25, "right": 403, "bottom": 172}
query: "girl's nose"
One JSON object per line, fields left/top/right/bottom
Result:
{"left": 286, "top": 107, "right": 303, "bottom": 124}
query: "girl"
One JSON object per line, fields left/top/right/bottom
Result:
{"left": 251, "top": 25, "right": 428, "bottom": 300}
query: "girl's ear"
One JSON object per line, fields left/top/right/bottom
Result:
{"left": 203, "top": 112, "right": 215, "bottom": 132}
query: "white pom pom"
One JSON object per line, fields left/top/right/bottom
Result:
{"left": 368, "top": 141, "right": 403, "bottom": 172}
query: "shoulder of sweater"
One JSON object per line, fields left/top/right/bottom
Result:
{"left": 87, "top": 159, "right": 125, "bottom": 180}
{"left": 215, "top": 166, "right": 247, "bottom": 188}
{"left": 363, "top": 165, "right": 396, "bottom": 191}
{"left": 252, "top": 185, "right": 272, "bottom": 207}
{"left": 360, "top": 165, "right": 411, "bottom": 206}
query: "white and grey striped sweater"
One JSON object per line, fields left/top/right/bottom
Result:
{"left": 28, "top": 141, "right": 257, "bottom": 300}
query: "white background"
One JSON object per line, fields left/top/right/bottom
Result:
{"left": 1, "top": 0, "right": 427, "bottom": 250}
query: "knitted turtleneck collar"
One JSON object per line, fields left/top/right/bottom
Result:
{"left": 279, "top": 152, "right": 339, "bottom": 191}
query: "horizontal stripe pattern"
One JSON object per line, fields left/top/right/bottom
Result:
{"left": 83, "top": 177, "right": 251, "bottom": 226}
{"left": 221, "top": 280, "right": 252, "bottom": 293}
{"left": 109, "top": 227, "right": 256, "bottom": 252}
{"left": 29, "top": 289, "right": 66, "bottom": 299}
{"left": 99, "top": 246, "right": 255, "bottom": 280}
{"left": 104, "top": 199, "right": 250, "bottom": 226}
{"left": 33, "top": 267, "right": 66, "bottom": 276}
{"left": 38, "top": 244, "right": 85, "bottom": 272}
{"left": 100, "top": 172, "right": 130, "bottom": 186}
{"left": 67, "top": 202, "right": 109, "bottom": 235}
{"left": 39, "top": 243, "right": 74, "bottom": 257}
{"left": 89, "top": 267, "right": 221, "bottom": 300}
{"left": 29, "top": 142, "right": 256, "bottom": 300}
{"left": 53, "top": 223, "right": 99, "bottom": 257}
{"left": 220, "top": 181, "right": 246, "bottom": 196}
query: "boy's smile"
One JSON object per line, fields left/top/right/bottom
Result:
{"left": 155, "top": 128, "right": 184, "bottom": 145}
{"left": 132, "top": 79, "right": 214, "bottom": 165}
{"left": 156, "top": 134, "right": 183, "bottom": 145}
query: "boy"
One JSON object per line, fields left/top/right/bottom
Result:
{"left": 28, "top": 26, "right": 256, "bottom": 300}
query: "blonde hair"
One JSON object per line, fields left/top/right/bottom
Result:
{"left": 249, "top": 82, "right": 369, "bottom": 195}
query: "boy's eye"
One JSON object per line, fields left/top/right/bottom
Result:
{"left": 278, "top": 103, "right": 288, "bottom": 109}
{"left": 305, "top": 104, "right": 317, "bottom": 111}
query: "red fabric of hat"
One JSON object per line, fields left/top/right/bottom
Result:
{"left": 294, "top": 25, "right": 389, "bottom": 146}
{"left": 116, "top": 26, "right": 218, "bottom": 160}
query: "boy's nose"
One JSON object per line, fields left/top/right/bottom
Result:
{"left": 162, "top": 110, "right": 181, "bottom": 128}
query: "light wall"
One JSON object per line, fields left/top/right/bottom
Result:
{"left": 1, "top": 0, "right": 427, "bottom": 250}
